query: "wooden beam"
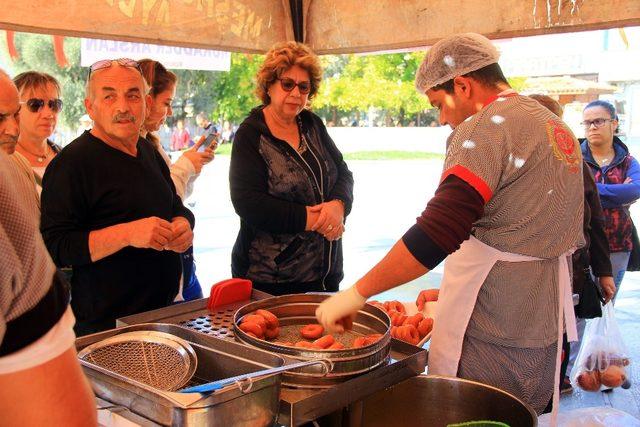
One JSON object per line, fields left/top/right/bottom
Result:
{"left": 305, "top": 0, "right": 640, "bottom": 54}
{"left": 0, "top": 0, "right": 287, "bottom": 53}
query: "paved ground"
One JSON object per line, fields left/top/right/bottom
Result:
{"left": 189, "top": 155, "right": 640, "bottom": 420}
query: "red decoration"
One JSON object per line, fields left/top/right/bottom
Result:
{"left": 5, "top": 31, "right": 18, "bottom": 61}
{"left": 52, "top": 35, "right": 68, "bottom": 68}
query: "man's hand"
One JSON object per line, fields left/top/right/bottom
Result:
{"left": 416, "top": 288, "right": 439, "bottom": 311}
{"left": 315, "top": 286, "right": 366, "bottom": 333}
{"left": 165, "top": 217, "right": 193, "bottom": 253}
{"left": 126, "top": 216, "right": 173, "bottom": 251}
{"left": 309, "top": 200, "right": 345, "bottom": 241}
{"left": 182, "top": 135, "right": 215, "bottom": 174}
{"left": 599, "top": 276, "right": 615, "bottom": 304}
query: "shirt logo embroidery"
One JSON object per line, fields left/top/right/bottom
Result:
{"left": 546, "top": 119, "right": 581, "bottom": 174}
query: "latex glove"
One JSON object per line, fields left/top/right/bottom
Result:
{"left": 416, "top": 289, "right": 439, "bottom": 311}
{"left": 316, "top": 286, "right": 366, "bottom": 333}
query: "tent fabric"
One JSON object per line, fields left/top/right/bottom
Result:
{"left": 0, "top": 0, "right": 639, "bottom": 54}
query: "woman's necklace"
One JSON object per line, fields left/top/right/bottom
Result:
{"left": 19, "top": 142, "right": 50, "bottom": 163}
{"left": 593, "top": 149, "right": 615, "bottom": 167}
{"left": 265, "top": 107, "right": 300, "bottom": 150}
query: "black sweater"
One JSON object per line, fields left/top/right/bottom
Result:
{"left": 40, "top": 132, "right": 194, "bottom": 334}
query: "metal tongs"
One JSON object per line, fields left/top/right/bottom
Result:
{"left": 180, "top": 359, "right": 333, "bottom": 394}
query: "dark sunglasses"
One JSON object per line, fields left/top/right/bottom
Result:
{"left": 87, "top": 58, "right": 143, "bottom": 80}
{"left": 22, "top": 98, "right": 63, "bottom": 113}
{"left": 278, "top": 77, "right": 311, "bottom": 94}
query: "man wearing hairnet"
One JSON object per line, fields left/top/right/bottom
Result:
{"left": 316, "top": 33, "right": 584, "bottom": 414}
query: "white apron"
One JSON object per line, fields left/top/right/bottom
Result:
{"left": 428, "top": 235, "right": 577, "bottom": 424}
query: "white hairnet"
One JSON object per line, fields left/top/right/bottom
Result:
{"left": 415, "top": 33, "right": 500, "bottom": 93}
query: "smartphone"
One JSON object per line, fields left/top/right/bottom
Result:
{"left": 199, "top": 134, "right": 217, "bottom": 151}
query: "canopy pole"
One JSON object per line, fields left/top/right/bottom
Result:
{"left": 289, "top": 0, "right": 304, "bottom": 42}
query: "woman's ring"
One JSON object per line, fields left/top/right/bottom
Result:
{"left": 327, "top": 224, "right": 334, "bottom": 231}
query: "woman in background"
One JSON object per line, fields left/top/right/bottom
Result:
{"left": 139, "top": 58, "right": 215, "bottom": 301}
{"left": 581, "top": 100, "right": 640, "bottom": 304}
{"left": 13, "top": 71, "right": 63, "bottom": 193}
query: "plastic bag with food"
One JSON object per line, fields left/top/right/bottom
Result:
{"left": 570, "top": 303, "right": 632, "bottom": 392}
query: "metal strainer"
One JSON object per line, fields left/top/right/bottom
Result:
{"left": 78, "top": 331, "right": 197, "bottom": 391}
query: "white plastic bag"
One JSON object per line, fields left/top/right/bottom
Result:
{"left": 570, "top": 303, "right": 632, "bottom": 392}
{"left": 538, "top": 407, "right": 640, "bottom": 427}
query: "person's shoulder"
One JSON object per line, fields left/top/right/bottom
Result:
{"left": 58, "top": 131, "right": 97, "bottom": 155}
{"left": 235, "top": 107, "right": 267, "bottom": 140}
{"left": 48, "top": 132, "right": 107, "bottom": 173}
{"left": 139, "top": 136, "right": 167, "bottom": 162}
{"left": 10, "top": 151, "right": 32, "bottom": 174}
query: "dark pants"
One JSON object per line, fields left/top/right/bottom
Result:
{"left": 181, "top": 247, "right": 203, "bottom": 301}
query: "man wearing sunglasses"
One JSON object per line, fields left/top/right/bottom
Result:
{"left": 40, "top": 59, "right": 195, "bottom": 335}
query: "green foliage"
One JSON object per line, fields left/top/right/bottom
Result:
{"left": 213, "top": 143, "right": 232, "bottom": 156}
{"left": 157, "top": 53, "right": 261, "bottom": 127}
{"left": 0, "top": 33, "right": 87, "bottom": 130}
{"left": 207, "top": 53, "right": 262, "bottom": 124}
{"left": 507, "top": 76, "right": 527, "bottom": 92}
{"left": 313, "top": 51, "right": 432, "bottom": 125}
{"left": 0, "top": 32, "right": 263, "bottom": 130}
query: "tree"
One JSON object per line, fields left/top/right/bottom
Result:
{"left": 207, "top": 53, "right": 263, "bottom": 125}
{"left": 159, "top": 53, "right": 262, "bottom": 127}
{"left": 0, "top": 32, "right": 263, "bottom": 130}
{"left": 313, "top": 52, "right": 431, "bottom": 125}
{"left": 0, "top": 33, "right": 87, "bottom": 130}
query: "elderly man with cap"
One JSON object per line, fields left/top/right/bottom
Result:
{"left": 41, "top": 59, "right": 195, "bottom": 336}
{"left": 316, "top": 33, "right": 584, "bottom": 414}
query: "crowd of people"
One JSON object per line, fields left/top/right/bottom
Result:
{"left": 0, "top": 32, "right": 639, "bottom": 425}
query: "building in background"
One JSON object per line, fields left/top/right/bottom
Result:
{"left": 498, "top": 27, "right": 640, "bottom": 146}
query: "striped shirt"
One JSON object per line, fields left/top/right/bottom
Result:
{"left": 443, "top": 94, "right": 584, "bottom": 348}
{"left": 0, "top": 151, "right": 66, "bottom": 354}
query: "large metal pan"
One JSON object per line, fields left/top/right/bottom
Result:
{"left": 360, "top": 374, "right": 538, "bottom": 426}
{"left": 233, "top": 293, "right": 392, "bottom": 388}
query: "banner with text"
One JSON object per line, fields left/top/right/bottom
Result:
{"left": 81, "top": 39, "right": 231, "bottom": 71}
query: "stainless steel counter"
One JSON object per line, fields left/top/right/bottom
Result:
{"left": 118, "top": 294, "right": 428, "bottom": 426}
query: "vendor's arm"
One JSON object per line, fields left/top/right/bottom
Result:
{"left": 317, "top": 175, "right": 484, "bottom": 331}
{"left": 230, "top": 126, "right": 308, "bottom": 234}
{"left": 358, "top": 175, "right": 484, "bottom": 296}
{"left": 597, "top": 157, "right": 640, "bottom": 208}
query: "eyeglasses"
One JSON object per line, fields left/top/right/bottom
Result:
{"left": 581, "top": 118, "right": 614, "bottom": 129}
{"left": 87, "top": 58, "right": 142, "bottom": 80}
{"left": 278, "top": 77, "right": 311, "bottom": 94}
{"left": 21, "top": 98, "right": 63, "bottom": 113}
